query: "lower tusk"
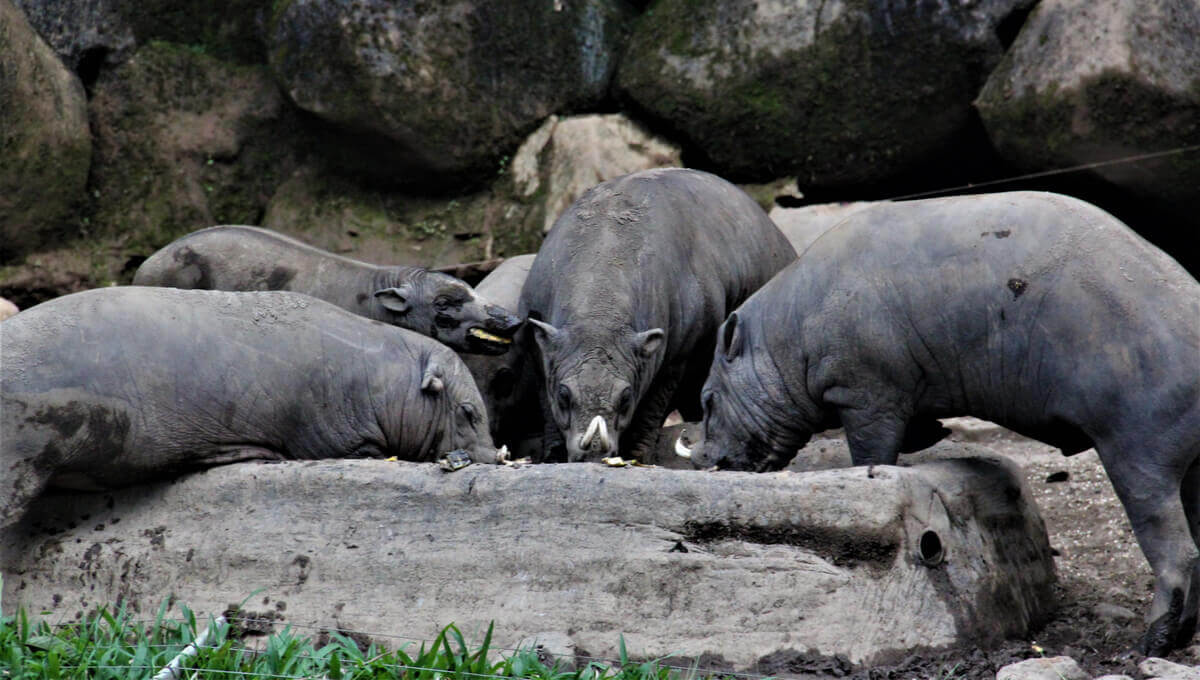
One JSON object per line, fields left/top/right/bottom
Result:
{"left": 581, "top": 415, "right": 603, "bottom": 449}
{"left": 597, "top": 418, "right": 611, "bottom": 450}
{"left": 674, "top": 436, "right": 692, "bottom": 459}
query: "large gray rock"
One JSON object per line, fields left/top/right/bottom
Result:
{"left": 2, "top": 445, "right": 1056, "bottom": 667}
{"left": 510, "top": 114, "right": 682, "bottom": 234}
{"left": 1139, "top": 658, "right": 1200, "bottom": 680}
{"left": 266, "top": 0, "right": 637, "bottom": 183}
{"left": 996, "top": 656, "right": 1089, "bottom": 680}
{"left": 0, "top": 0, "right": 91, "bottom": 262}
{"left": 616, "top": 0, "right": 1031, "bottom": 186}
{"left": 11, "top": 0, "right": 135, "bottom": 71}
{"left": 976, "top": 0, "right": 1200, "bottom": 216}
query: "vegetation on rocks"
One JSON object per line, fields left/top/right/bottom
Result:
{"left": 114, "top": 0, "right": 267, "bottom": 64}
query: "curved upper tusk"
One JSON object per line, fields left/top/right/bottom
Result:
{"left": 580, "top": 415, "right": 603, "bottom": 449}
{"left": 674, "top": 436, "right": 693, "bottom": 459}
{"left": 597, "top": 418, "right": 611, "bottom": 450}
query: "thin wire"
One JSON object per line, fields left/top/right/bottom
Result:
{"left": 885, "top": 143, "right": 1200, "bottom": 202}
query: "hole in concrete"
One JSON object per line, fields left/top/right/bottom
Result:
{"left": 919, "top": 529, "right": 944, "bottom": 566}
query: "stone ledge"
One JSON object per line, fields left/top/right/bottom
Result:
{"left": 1, "top": 444, "right": 1055, "bottom": 667}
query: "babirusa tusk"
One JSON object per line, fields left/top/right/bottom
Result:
{"left": 674, "top": 436, "right": 692, "bottom": 459}
{"left": 581, "top": 415, "right": 603, "bottom": 449}
{"left": 597, "top": 418, "right": 611, "bottom": 450}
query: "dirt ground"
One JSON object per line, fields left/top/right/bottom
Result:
{"left": 753, "top": 427, "right": 1200, "bottom": 679}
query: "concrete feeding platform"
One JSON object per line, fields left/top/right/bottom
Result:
{"left": 1, "top": 444, "right": 1055, "bottom": 667}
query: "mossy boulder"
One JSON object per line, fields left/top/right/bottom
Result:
{"left": 0, "top": 0, "right": 92, "bottom": 262}
{"left": 266, "top": 0, "right": 637, "bottom": 184}
{"left": 12, "top": 0, "right": 135, "bottom": 72}
{"left": 617, "top": 0, "right": 1031, "bottom": 187}
{"left": 87, "top": 41, "right": 309, "bottom": 258}
{"left": 975, "top": 0, "right": 1200, "bottom": 215}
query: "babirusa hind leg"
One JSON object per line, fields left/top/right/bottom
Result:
{"left": 1096, "top": 441, "right": 1199, "bottom": 656}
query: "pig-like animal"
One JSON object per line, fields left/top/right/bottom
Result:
{"left": 1, "top": 287, "right": 497, "bottom": 529}
{"left": 520, "top": 168, "right": 797, "bottom": 462}
{"left": 459, "top": 255, "right": 540, "bottom": 448}
{"left": 679, "top": 191, "right": 1200, "bottom": 656}
{"left": 133, "top": 226, "right": 522, "bottom": 355}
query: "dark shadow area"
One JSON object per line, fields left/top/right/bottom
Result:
{"left": 76, "top": 46, "right": 109, "bottom": 96}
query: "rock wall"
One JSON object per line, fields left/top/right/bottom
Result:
{"left": 1, "top": 0, "right": 1197, "bottom": 299}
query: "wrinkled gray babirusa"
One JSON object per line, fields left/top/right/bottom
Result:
{"left": 133, "top": 225, "right": 522, "bottom": 354}
{"left": 520, "top": 168, "right": 796, "bottom": 462}
{"left": 683, "top": 191, "right": 1200, "bottom": 658}
{"left": 459, "top": 254, "right": 541, "bottom": 450}
{"left": 0, "top": 287, "right": 497, "bottom": 530}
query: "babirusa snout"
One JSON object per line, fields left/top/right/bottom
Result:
{"left": 485, "top": 304, "right": 523, "bottom": 333}
{"left": 579, "top": 415, "right": 612, "bottom": 452}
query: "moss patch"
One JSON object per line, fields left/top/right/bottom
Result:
{"left": 116, "top": 0, "right": 268, "bottom": 64}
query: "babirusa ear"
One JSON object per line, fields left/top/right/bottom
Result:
{"left": 721, "top": 312, "right": 743, "bottom": 359}
{"left": 374, "top": 285, "right": 412, "bottom": 314}
{"left": 420, "top": 362, "right": 444, "bottom": 394}
{"left": 526, "top": 318, "right": 560, "bottom": 352}
{"left": 634, "top": 328, "right": 665, "bottom": 358}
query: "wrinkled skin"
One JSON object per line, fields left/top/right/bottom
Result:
{"left": 520, "top": 168, "right": 796, "bottom": 462}
{"left": 134, "top": 225, "right": 522, "bottom": 354}
{"left": 0, "top": 287, "right": 497, "bottom": 530}
{"left": 459, "top": 255, "right": 542, "bottom": 449}
{"left": 683, "top": 191, "right": 1200, "bottom": 657}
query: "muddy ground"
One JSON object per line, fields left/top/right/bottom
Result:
{"left": 749, "top": 428, "right": 1199, "bottom": 679}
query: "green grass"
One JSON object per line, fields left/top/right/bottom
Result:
{"left": 0, "top": 597, "right": 724, "bottom": 680}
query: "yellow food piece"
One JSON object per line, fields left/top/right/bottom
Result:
{"left": 469, "top": 328, "right": 511, "bottom": 344}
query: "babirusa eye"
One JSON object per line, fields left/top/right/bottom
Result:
{"left": 617, "top": 386, "right": 633, "bottom": 414}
